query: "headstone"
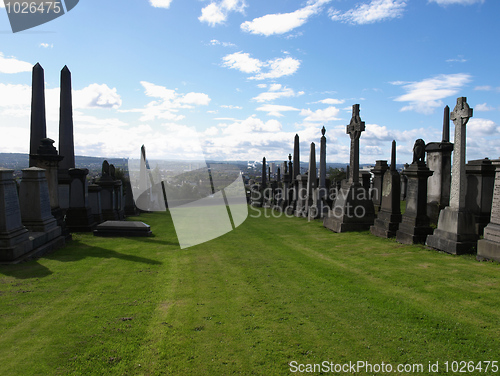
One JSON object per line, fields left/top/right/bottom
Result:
{"left": 477, "top": 159, "right": 500, "bottom": 262}
{"left": 18, "top": 167, "right": 65, "bottom": 255}
{"left": 465, "top": 158, "right": 495, "bottom": 235}
{"left": 370, "top": 141, "right": 402, "bottom": 238}
{"left": 304, "top": 142, "right": 317, "bottom": 217}
{"left": 293, "top": 173, "right": 308, "bottom": 217}
{"left": 425, "top": 105, "right": 454, "bottom": 223}
{"left": 95, "top": 161, "right": 120, "bottom": 220}
{"left": 287, "top": 134, "right": 300, "bottom": 215}
{"left": 65, "top": 168, "right": 97, "bottom": 231}
{"left": 88, "top": 184, "right": 104, "bottom": 224}
{"left": 29, "top": 63, "right": 47, "bottom": 168}
{"left": 426, "top": 97, "right": 478, "bottom": 254}
{"left": 0, "top": 168, "right": 32, "bottom": 262}
{"left": 110, "top": 164, "right": 125, "bottom": 220}
{"left": 124, "top": 179, "right": 139, "bottom": 216}
{"left": 310, "top": 126, "right": 329, "bottom": 219}
{"left": 396, "top": 139, "right": 434, "bottom": 244}
{"left": 400, "top": 163, "right": 409, "bottom": 200}
{"left": 323, "top": 105, "right": 375, "bottom": 232}
{"left": 371, "top": 160, "right": 389, "bottom": 213}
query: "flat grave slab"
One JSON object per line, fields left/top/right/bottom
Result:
{"left": 93, "top": 221, "right": 152, "bottom": 237}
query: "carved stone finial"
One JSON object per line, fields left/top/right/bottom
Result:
{"left": 321, "top": 126, "right": 326, "bottom": 137}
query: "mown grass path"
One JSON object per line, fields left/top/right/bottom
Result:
{"left": 1, "top": 208, "right": 499, "bottom": 375}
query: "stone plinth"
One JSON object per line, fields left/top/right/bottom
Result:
{"left": 294, "top": 174, "right": 309, "bottom": 217}
{"left": 426, "top": 141, "right": 453, "bottom": 223}
{"left": 396, "top": 162, "right": 434, "bottom": 244}
{"left": 88, "top": 184, "right": 104, "bottom": 224}
{"left": 371, "top": 160, "right": 388, "bottom": 213}
{"left": 93, "top": 221, "right": 152, "bottom": 237}
{"left": 359, "top": 171, "right": 371, "bottom": 191}
{"left": 0, "top": 168, "right": 32, "bottom": 262}
{"left": 477, "top": 160, "right": 500, "bottom": 261}
{"left": 323, "top": 181, "right": 375, "bottom": 232}
{"left": 466, "top": 158, "right": 495, "bottom": 235}
{"left": 65, "top": 168, "right": 96, "bottom": 232}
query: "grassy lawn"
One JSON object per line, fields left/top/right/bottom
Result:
{"left": 1, "top": 208, "right": 499, "bottom": 375}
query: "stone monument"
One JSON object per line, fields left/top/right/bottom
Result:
{"left": 395, "top": 139, "right": 434, "bottom": 244}
{"left": 65, "top": 168, "right": 97, "bottom": 231}
{"left": 477, "top": 159, "right": 500, "bottom": 262}
{"left": 323, "top": 104, "right": 375, "bottom": 232}
{"left": 425, "top": 105, "right": 454, "bottom": 223}
{"left": 370, "top": 141, "right": 402, "bottom": 238}
{"left": 426, "top": 97, "right": 478, "bottom": 254}
{"left": 29, "top": 63, "right": 47, "bottom": 168}
{"left": 310, "top": 126, "right": 329, "bottom": 219}
{"left": 371, "top": 160, "right": 389, "bottom": 213}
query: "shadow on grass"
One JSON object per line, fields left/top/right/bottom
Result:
{"left": 43, "top": 240, "right": 164, "bottom": 265}
{"left": 122, "top": 235, "right": 180, "bottom": 248}
{"left": 0, "top": 262, "right": 53, "bottom": 279}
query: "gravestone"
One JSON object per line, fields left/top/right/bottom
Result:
{"left": 304, "top": 142, "right": 317, "bottom": 217}
{"left": 426, "top": 105, "right": 454, "bottom": 223}
{"left": 396, "top": 139, "right": 434, "bottom": 244}
{"left": 426, "top": 97, "right": 478, "bottom": 254}
{"left": 18, "top": 167, "right": 65, "bottom": 255}
{"left": 29, "top": 63, "right": 47, "bottom": 168}
{"left": 310, "top": 126, "right": 329, "bottom": 219}
{"left": 287, "top": 134, "right": 300, "bottom": 214}
{"left": 323, "top": 105, "right": 375, "bottom": 232}
{"left": 294, "top": 173, "right": 308, "bottom": 217}
{"left": 93, "top": 221, "right": 152, "bottom": 237}
{"left": 400, "top": 163, "right": 409, "bottom": 200}
{"left": 371, "top": 160, "right": 389, "bottom": 213}
{"left": 477, "top": 159, "right": 500, "bottom": 262}
{"left": 359, "top": 171, "right": 371, "bottom": 191}
{"left": 88, "top": 184, "right": 104, "bottom": 224}
{"left": 0, "top": 168, "right": 32, "bottom": 262}
{"left": 124, "top": 179, "right": 139, "bottom": 216}
{"left": 370, "top": 141, "right": 402, "bottom": 238}
{"left": 65, "top": 168, "right": 97, "bottom": 231}
{"left": 465, "top": 158, "right": 495, "bottom": 235}
{"left": 58, "top": 66, "right": 76, "bottom": 209}
{"left": 110, "top": 164, "right": 125, "bottom": 220}
{"left": 95, "top": 161, "right": 120, "bottom": 220}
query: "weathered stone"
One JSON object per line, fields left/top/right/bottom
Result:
{"left": 477, "top": 160, "right": 500, "bottom": 261}
{"left": 466, "top": 158, "right": 495, "bottom": 235}
{"left": 29, "top": 63, "right": 47, "bottom": 167}
{"left": 426, "top": 98, "right": 478, "bottom": 254}
{"left": 88, "top": 184, "right": 104, "bottom": 224}
{"left": 396, "top": 140, "right": 434, "bottom": 244}
{"left": 309, "top": 126, "right": 329, "bottom": 219}
{"left": 65, "top": 168, "right": 96, "bottom": 231}
{"left": 371, "top": 141, "right": 402, "bottom": 238}
{"left": 371, "top": 160, "right": 389, "bottom": 213}
{"left": 58, "top": 66, "right": 75, "bottom": 175}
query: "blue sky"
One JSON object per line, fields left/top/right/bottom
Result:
{"left": 0, "top": 0, "right": 498, "bottom": 164}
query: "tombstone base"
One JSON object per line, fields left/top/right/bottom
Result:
{"left": 0, "top": 227, "right": 32, "bottom": 262}
{"left": 93, "top": 221, "right": 152, "bottom": 237}
{"left": 66, "top": 207, "right": 97, "bottom": 232}
{"left": 370, "top": 211, "right": 402, "bottom": 238}
{"left": 323, "top": 183, "right": 375, "bottom": 233}
{"left": 1, "top": 230, "right": 65, "bottom": 264}
{"left": 426, "top": 206, "right": 478, "bottom": 254}
{"left": 427, "top": 201, "right": 445, "bottom": 224}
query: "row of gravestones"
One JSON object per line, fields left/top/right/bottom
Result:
{"left": 251, "top": 98, "right": 500, "bottom": 263}
{"left": 0, "top": 63, "right": 139, "bottom": 263}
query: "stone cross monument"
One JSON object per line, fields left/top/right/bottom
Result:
{"left": 346, "top": 104, "right": 365, "bottom": 184}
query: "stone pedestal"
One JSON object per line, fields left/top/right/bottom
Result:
{"left": 65, "top": 168, "right": 96, "bottom": 232}
{"left": 466, "top": 158, "right": 495, "bottom": 235}
{"left": 114, "top": 180, "right": 125, "bottom": 220}
{"left": 400, "top": 164, "right": 409, "bottom": 200}
{"left": 477, "top": 160, "right": 500, "bottom": 261}
{"left": 0, "top": 168, "right": 32, "bottom": 262}
{"left": 371, "top": 160, "right": 388, "bottom": 213}
{"left": 396, "top": 161, "right": 434, "bottom": 244}
{"left": 294, "top": 175, "right": 308, "bottom": 217}
{"left": 359, "top": 171, "right": 371, "bottom": 191}
{"left": 124, "top": 180, "right": 139, "bottom": 216}
{"left": 88, "top": 184, "right": 104, "bottom": 224}
{"left": 426, "top": 141, "right": 453, "bottom": 223}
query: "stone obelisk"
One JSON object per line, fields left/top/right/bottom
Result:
{"left": 29, "top": 63, "right": 47, "bottom": 167}
{"left": 59, "top": 66, "right": 75, "bottom": 174}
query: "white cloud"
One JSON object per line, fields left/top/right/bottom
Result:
{"left": 73, "top": 84, "right": 122, "bottom": 109}
{"left": 221, "top": 115, "right": 283, "bottom": 134}
{"left": 392, "top": 73, "right": 471, "bottom": 114}
{"left": 467, "top": 118, "right": 499, "bottom": 136}
{"left": 475, "top": 103, "right": 495, "bottom": 112}
{"left": 299, "top": 106, "right": 341, "bottom": 122}
{"left": 241, "top": 0, "right": 331, "bottom": 36}
{"left": 330, "top": 0, "right": 407, "bottom": 25}
{"left": 199, "top": 0, "right": 247, "bottom": 26}
{"left": 220, "top": 105, "right": 242, "bottom": 109}
{"left": 316, "top": 98, "right": 345, "bottom": 105}
{"left": 363, "top": 123, "right": 394, "bottom": 141}
{"left": 209, "top": 39, "right": 236, "bottom": 47}
{"left": 256, "top": 104, "right": 300, "bottom": 117}
{"left": 0, "top": 53, "right": 32, "bottom": 74}
{"left": 222, "top": 52, "right": 301, "bottom": 80}
{"left": 122, "top": 81, "right": 210, "bottom": 122}
{"left": 222, "top": 52, "right": 263, "bottom": 73}
{"left": 446, "top": 56, "right": 467, "bottom": 63}
{"left": 39, "top": 43, "right": 53, "bottom": 48}
{"left": 149, "top": 0, "right": 173, "bottom": 9}
{"left": 429, "top": 0, "right": 484, "bottom": 6}
{"left": 252, "top": 84, "right": 304, "bottom": 102}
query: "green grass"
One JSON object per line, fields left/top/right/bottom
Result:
{"left": 1, "top": 208, "right": 500, "bottom": 375}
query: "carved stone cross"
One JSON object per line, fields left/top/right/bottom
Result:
{"left": 449, "top": 97, "right": 473, "bottom": 210}
{"left": 346, "top": 104, "right": 365, "bottom": 183}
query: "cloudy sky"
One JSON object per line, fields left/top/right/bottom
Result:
{"left": 0, "top": 0, "right": 498, "bottom": 164}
